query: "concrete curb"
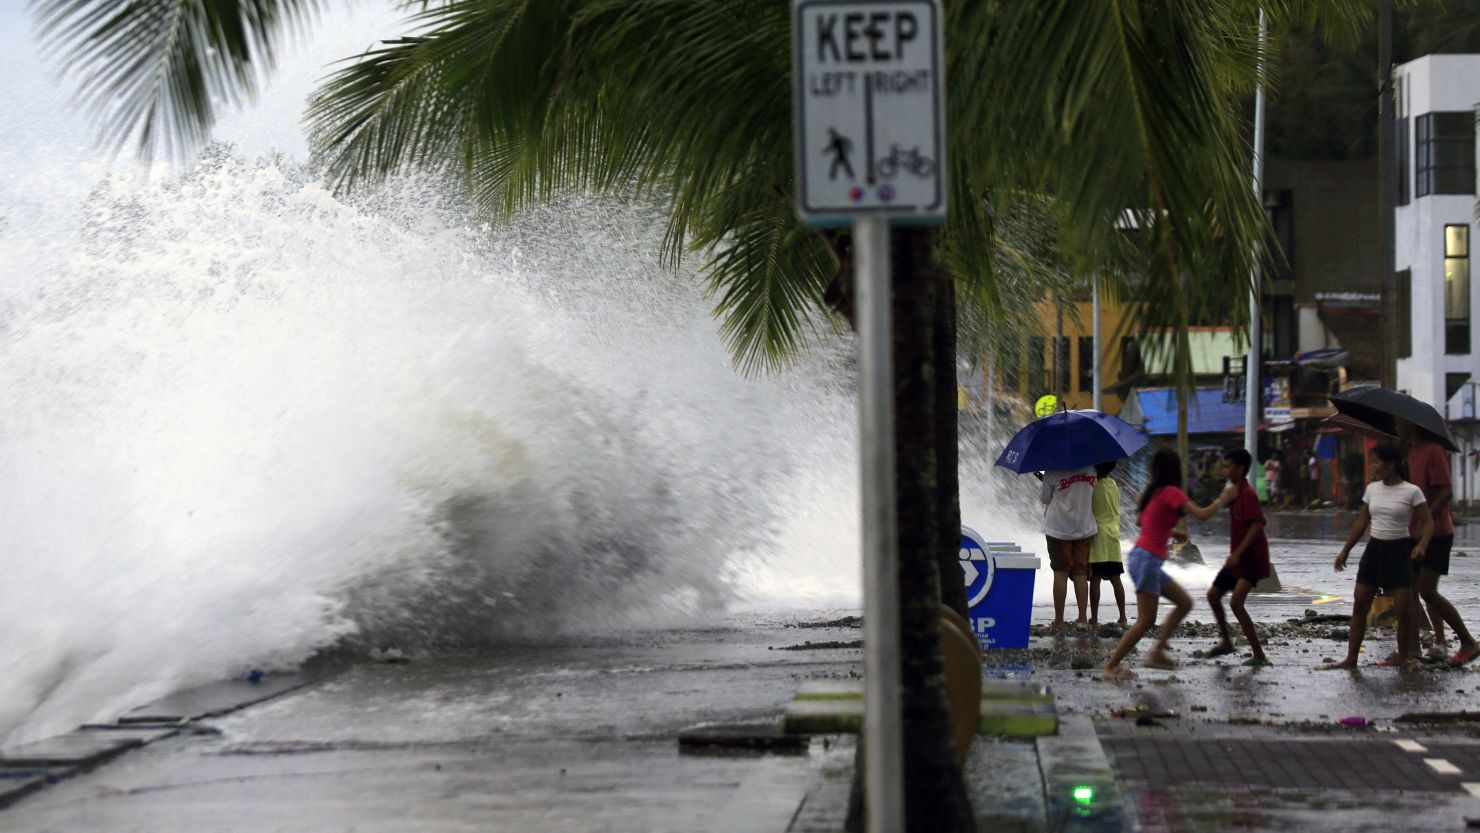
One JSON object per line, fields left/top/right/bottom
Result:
{"left": 1037, "top": 712, "right": 1128, "bottom": 833}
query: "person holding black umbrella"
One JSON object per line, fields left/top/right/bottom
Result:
{"left": 1327, "top": 386, "right": 1479, "bottom": 667}
{"left": 1397, "top": 419, "right": 1480, "bottom": 666}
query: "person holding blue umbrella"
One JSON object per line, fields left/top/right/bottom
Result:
{"left": 1040, "top": 463, "right": 1098, "bottom": 630}
{"left": 996, "top": 409, "right": 1150, "bottom": 632}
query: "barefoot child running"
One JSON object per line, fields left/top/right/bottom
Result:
{"left": 1089, "top": 461, "right": 1128, "bottom": 627}
{"left": 1104, "top": 449, "right": 1229, "bottom": 680}
{"left": 1326, "top": 443, "right": 1434, "bottom": 670}
{"left": 1203, "top": 447, "right": 1272, "bottom": 666}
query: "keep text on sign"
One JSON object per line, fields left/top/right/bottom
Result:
{"left": 792, "top": 0, "right": 946, "bottom": 225}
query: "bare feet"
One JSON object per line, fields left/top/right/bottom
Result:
{"left": 1319, "top": 658, "right": 1358, "bottom": 670}
{"left": 1117, "top": 618, "right": 1129, "bottom": 628}
{"left": 1102, "top": 666, "right": 1138, "bottom": 681}
{"left": 1049, "top": 620, "right": 1068, "bottom": 633}
{"left": 1143, "top": 651, "right": 1179, "bottom": 670}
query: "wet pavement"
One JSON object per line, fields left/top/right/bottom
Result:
{"left": 0, "top": 621, "right": 860, "bottom": 833}
{"left": 8, "top": 514, "right": 1480, "bottom": 831}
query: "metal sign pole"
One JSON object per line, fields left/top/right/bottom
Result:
{"left": 792, "top": 5, "right": 942, "bottom": 826}
{"left": 855, "top": 214, "right": 903, "bottom": 833}
{"left": 1092, "top": 279, "right": 1103, "bottom": 412}
{"left": 1244, "top": 8, "right": 1267, "bottom": 459}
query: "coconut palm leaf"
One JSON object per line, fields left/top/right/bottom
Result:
{"left": 35, "top": 0, "right": 1377, "bottom": 377}
{"left": 33, "top": 0, "right": 321, "bottom": 159}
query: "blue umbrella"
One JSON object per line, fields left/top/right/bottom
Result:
{"left": 994, "top": 409, "right": 1149, "bottom": 474}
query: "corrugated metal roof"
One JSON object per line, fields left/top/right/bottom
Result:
{"left": 1119, "top": 387, "right": 1245, "bottom": 436}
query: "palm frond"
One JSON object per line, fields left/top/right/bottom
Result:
{"left": 699, "top": 196, "right": 839, "bottom": 375}
{"left": 33, "top": 0, "right": 321, "bottom": 159}
{"left": 957, "top": 0, "right": 1269, "bottom": 345}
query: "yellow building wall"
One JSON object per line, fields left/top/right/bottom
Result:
{"left": 977, "top": 293, "right": 1130, "bottom": 416}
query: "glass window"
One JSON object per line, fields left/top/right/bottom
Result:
{"left": 1000, "top": 338, "right": 1020, "bottom": 393}
{"left": 1054, "top": 336, "right": 1070, "bottom": 393}
{"left": 1417, "top": 112, "right": 1476, "bottom": 197}
{"left": 1398, "top": 79, "right": 1411, "bottom": 206}
{"left": 1397, "top": 269, "right": 1412, "bottom": 359}
{"left": 1027, "top": 336, "right": 1046, "bottom": 396}
{"left": 1078, "top": 336, "right": 1095, "bottom": 393}
{"left": 1119, "top": 336, "right": 1141, "bottom": 378}
{"left": 1446, "top": 225, "right": 1470, "bottom": 355}
{"left": 1397, "top": 115, "right": 1410, "bottom": 206}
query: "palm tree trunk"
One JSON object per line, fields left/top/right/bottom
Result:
{"left": 935, "top": 274, "right": 968, "bottom": 620}
{"left": 845, "top": 228, "right": 975, "bottom": 833}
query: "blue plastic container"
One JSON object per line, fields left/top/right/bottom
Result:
{"left": 960, "top": 525, "right": 1041, "bottom": 649}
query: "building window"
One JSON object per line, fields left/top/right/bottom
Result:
{"left": 1446, "top": 225, "right": 1470, "bottom": 355}
{"left": 1397, "top": 268, "right": 1412, "bottom": 359}
{"left": 1416, "top": 112, "right": 1476, "bottom": 197}
{"left": 1397, "top": 116, "right": 1411, "bottom": 206}
{"left": 1397, "top": 77, "right": 1410, "bottom": 206}
{"left": 1027, "top": 336, "right": 1046, "bottom": 396}
{"left": 1119, "top": 336, "right": 1142, "bottom": 379}
{"left": 1078, "top": 336, "right": 1095, "bottom": 393}
{"left": 1000, "top": 338, "right": 1020, "bottom": 393}
{"left": 1054, "top": 336, "right": 1070, "bottom": 393}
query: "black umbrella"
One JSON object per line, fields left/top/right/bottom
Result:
{"left": 1328, "top": 386, "right": 1460, "bottom": 452}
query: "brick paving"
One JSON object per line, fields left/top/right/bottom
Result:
{"left": 1099, "top": 722, "right": 1480, "bottom": 832}
{"left": 1103, "top": 734, "right": 1460, "bottom": 792}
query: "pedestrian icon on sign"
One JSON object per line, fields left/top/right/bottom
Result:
{"left": 825, "top": 128, "right": 854, "bottom": 180}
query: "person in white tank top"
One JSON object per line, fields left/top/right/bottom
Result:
{"left": 1326, "top": 443, "right": 1434, "bottom": 670}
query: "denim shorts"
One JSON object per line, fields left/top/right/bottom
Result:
{"left": 1127, "top": 547, "right": 1170, "bottom": 596}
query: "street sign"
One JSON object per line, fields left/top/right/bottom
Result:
{"left": 793, "top": 0, "right": 946, "bottom": 225}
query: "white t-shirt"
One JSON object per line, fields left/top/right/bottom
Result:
{"left": 1040, "top": 467, "right": 1098, "bottom": 540}
{"left": 1363, "top": 480, "right": 1426, "bottom": 541}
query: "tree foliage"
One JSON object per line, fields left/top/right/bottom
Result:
{"left": 34, "top": 0, "right": 321, "bottom": 159}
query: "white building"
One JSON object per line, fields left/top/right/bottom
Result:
{"left": 1394, "top": 54, "right": 1480, "bottom": 501}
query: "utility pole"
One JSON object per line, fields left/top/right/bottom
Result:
{"left": 1379, "top": 0, "right": 1397, "bottom": 388}
{"left": 1092, "top": 280, "right": 1103, "bottom": 412}
{"left": 1245, "top": 9, "right": 1267, "bottom": 460}
{"left": 1055, "top": 294, "right": 1065, "bottom": 400}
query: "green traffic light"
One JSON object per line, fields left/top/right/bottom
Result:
{"left": 1072, "top": 785, "right": 1095, "bottom": 804}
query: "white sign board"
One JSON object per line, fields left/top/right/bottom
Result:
{"left": 793, "top": 0, "right": 946, "bottom": 225}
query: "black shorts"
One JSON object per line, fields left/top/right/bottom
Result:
{"left": 1418, "top": 534, "right": 1454, "bottom": 576}
{"left": 1211, "top": 552, "right": 1271, "bottom": 592}
{"left": 1356, "top": 537, "right": 1416, "bottom": 590}
{"left": 1091, "top": 561, "right": 1124, "bottom": 578}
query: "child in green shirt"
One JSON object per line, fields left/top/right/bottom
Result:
{"left": 1089, "top": 460, "right": 1128, "bottom": 627}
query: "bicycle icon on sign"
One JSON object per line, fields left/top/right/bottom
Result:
{"left": 875, "top": 144, "right": 937, "bottom": 179}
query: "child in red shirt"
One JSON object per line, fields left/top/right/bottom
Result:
{"left": 1103, "top": 449, "right": 1229, "bottom": 680}
{"left": 1202, "top": 447, "right": 1271, "bottom": 666}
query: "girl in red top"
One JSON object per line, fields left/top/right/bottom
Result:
{"left": 1103, "top": 449, "right": 1229, "bottom": 680}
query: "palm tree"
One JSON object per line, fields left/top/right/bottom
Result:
{"left": 31, "top": 1, "right": 1373, "bottom": 830}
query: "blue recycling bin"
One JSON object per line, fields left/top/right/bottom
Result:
{"left": 960, "top": 525, "right": 1041, "bottom": 649}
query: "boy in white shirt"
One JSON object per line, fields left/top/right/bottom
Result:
{"left": 1041, "top": 466, "right": 1098, "bottom": 630}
